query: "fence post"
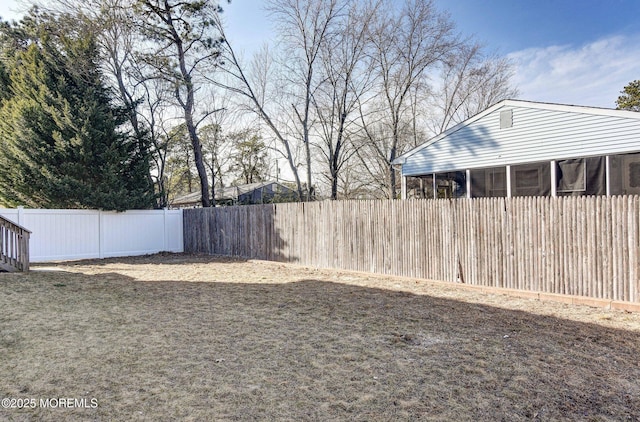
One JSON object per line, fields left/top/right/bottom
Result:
{"left": 17, "top": 206, "right": 24, "bottom": 226}
{"left": 98, "top": 210, "right": 105, "bottom": 259}
{"left": 550, "top": 160, "right": 557, "bottom": 197}
{"left": 163, "top": 208, "right": 168, "bottom": 252}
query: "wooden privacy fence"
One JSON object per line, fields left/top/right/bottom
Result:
{"left": 184, "top": 196, "right": 640, "bottom": 303}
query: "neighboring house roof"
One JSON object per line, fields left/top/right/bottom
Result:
{"left": 393, "top": 99, "right": 640, "bottom": 176}
{"left": 170, "top": 191, "right": 202, "bottom": 207}
{"left": 216, "top": 181, "right": 291, "bottom": 201}
{"left": 171, "top": 181, "right": 295, "bottom": 207}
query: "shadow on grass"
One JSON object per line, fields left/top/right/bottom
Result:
{"left": 0, "top": 266, "right": 639, "bottom": 421}
{"left": 30, "top": 252, "right": 250, "bottom": 268}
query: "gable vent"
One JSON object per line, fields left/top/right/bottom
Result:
{"left": 500, "top": 110, "right": 513, "bottom": 129}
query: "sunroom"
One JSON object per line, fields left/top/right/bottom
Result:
{"left": 393, "top": 100, "right": 640, "bottom": 199}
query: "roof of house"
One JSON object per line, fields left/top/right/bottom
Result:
{"left": 171, "top": 181, "right": 294, "bottom": 206}
{"left": 217, "top": 181, "right": 293, "bottom": 199}
{"left": 393, "top": 99, "right": 640, "bottom": 176}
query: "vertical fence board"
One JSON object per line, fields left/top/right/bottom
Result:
{"left": 629, "top": 196, "right": 638, "bottom": 302}
{"left": 594, "top": 196, "right": 603, "bottom": 298}
{"left": 612, "top": 197, "right": 621, "bottom": 300}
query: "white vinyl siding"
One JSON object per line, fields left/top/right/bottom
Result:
{"left": 402, "top": 104, "right": 640, "bottom": 176}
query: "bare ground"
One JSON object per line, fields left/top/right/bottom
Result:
{"left": 1, "top": 253, "right": 640, "bottom": 421}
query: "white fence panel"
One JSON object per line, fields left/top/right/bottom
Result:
{"left": 0, "top": 208, "right": 183, "bottom": 262}
{"left": 25, "top": 210, "right": 100, "bottom": 261}
{"left": 101, "top": 211, "right": 165, "bottom": 258}
{"left": 164, "top": 210, "right": 184, "bottom": 253}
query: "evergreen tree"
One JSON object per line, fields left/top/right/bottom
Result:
{"left": 230, "top": 131, "right": 268, "bottom": 185}
{"left": 0, "top": 12, "right": 155, "bottom": 210}
{"left": 616, "top": 80, "right": 640, "bottom": 112}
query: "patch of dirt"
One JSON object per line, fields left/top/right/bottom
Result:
{"left": 0, "top": 253, "right": 639, "bottom": 421}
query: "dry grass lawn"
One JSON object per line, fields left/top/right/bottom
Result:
{"left": 1, "top": 253, "right": 640, "bottom": 421}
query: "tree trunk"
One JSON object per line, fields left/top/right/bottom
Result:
{"left": 389, "top": 161, "right": 397, "bottom": 199}
{"left": 305, "top": 140, "right": 312, "bottom": 201}
{"left": 183, "top": 109, "right": 210, "bottom": 207}
{"left": 331, "top": 168, "right": 338, "bottom": 200}
{"left": 389, "top": 122, "right": 399, "bottom": 199}
{"left": 174, "top": 24, "right": 210, "bottom": 207}
{"left": 210, "top": 158, "right": 216, "bottom": 208}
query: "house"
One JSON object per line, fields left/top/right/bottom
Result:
{"left": 170, "top": 181, "right": 298, "bottom": 208}
{"left": 392, "top": 99, "right": 640, "bottom": 199}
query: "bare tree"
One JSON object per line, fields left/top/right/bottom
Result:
{"left": 266, "top": 0, "right": 344, "bottom": 200}
{"left": 51, "top": 0, "right": 518, "bottom": 204}
{"left": 218, "top": 0, "right": 344, "bottom": 201}
{"left": 359, "top": 0, "right": 459, "bottom": 198}
{"left": 133, "top": 0, "right": 227, "bottom": 207}
{"left": 215, "top": 29, "right": 305, "bottom": 201}
{"left": 313, "top": 0, "right": 379, "bottom": 199}
{"left": 97, "top": 0, "right": 178, "bottom": 207}
{"left": 139, "top": 78, "right": 176, "bottom": 207}
{"left": 198, "top": 123, "right": 224, "bottom": 206}
{"left": 427, "top": 43, "right": 518, "bottom": 134}
{"left": 353, "top": 116, "right": 410, "bottom": 199}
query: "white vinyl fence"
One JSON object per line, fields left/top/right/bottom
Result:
{"left": 0, "top": 208, "right": 183, "bottom": 262}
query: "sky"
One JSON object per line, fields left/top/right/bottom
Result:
{"left": 1, "top": 0, "right": 639, "bottom": 108}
